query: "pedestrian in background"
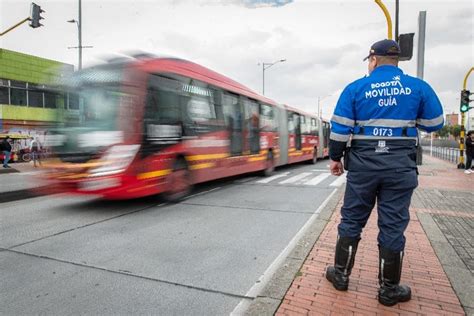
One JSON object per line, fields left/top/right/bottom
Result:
{"left": 2, "top": 136, "right": 12, "bottom": 168}
{"left": 465, "top": 130, "right": 473, "bottom": 174}
{"left": 326, "top": 39, "right": 444, "bottom": 306}
{"left": 29, "top": 137, "right": 42, "bottom": 168}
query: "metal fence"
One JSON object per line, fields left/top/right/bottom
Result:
{"left": 422, "top": 146, "right": 462, "bottom": 164}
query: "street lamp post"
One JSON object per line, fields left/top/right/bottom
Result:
{"left": 67, "top": 18, "right": 81, "bottom": 70}
{"left": 261, "top": 59, "right": 286, "bottom": 95}
{"left": 317, "top": 94, "right": 332, "bottom": 118}
{"left": 68, "top": 0, "right": 92, "bottom": 70}
{"left": 68, "top": 0, "right": 82, "bottom": 70}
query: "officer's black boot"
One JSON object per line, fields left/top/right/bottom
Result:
{"left": 378, "top": 246, "right": 411, "bottom": 306}
{"left": 325, "top": 236, "right": 360, "bottom": 291}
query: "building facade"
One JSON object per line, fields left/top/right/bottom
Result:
{"left": 446, "top": 113, "right": 459, "bottom": 126}
{"left": 0, "top": 48, "right": 75, "bottom": 144}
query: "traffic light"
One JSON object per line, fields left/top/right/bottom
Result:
{"left": 460, "top": 89, "right": 471, "bottom": 113}
{"left": 398, "top": 33, "right": 414, "bottom": 61}
{"left": 29, "top": 3, "right": 44, "bottom": 28}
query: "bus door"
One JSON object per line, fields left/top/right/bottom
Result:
{"left": 277, "top": 107, "right": 289, "bottom": 165}
{"left": 293, "top": 113, "right": 302, "bottom": 151}
{"left": 323, "top": 121, "right": 330, "bottom": 156}
{"left": 223, "top": 93, "right": 243, "bottom": 157}
{"left": 243, "top": 98, "right": 260, "bottom": 155}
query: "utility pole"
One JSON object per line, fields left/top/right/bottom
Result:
{"left": 417, "top": 11, "right": 426, "bottom": 79}
{"left": 78, "top": 0, "right": 82, "bottom": 70}
{"left": 395, "top": 0, "right": 399, "bottom": 40}
{"left": 416, "top": 11, "right": 428, "bottom": 162}
{"left": 68, "top": 0, "right": 92, "bottom": 71}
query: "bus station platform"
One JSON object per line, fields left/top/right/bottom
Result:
{"left": 276, "top": 155, "right": 473, "bottom": 316}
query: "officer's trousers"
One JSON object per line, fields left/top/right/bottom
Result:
{"left": 337, "top": 169, "right": 418, "bottom": 252}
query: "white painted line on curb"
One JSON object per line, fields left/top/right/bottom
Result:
{"left": 230, "top": 188, "right": 338, "bottom": 315}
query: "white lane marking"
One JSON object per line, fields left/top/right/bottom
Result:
{"left": 256, "top": 172, "right": 289, "bottom": 184}
{"left": 305, "top": 172, "right": 331, "bottom": 186}
{"left": 311, "top": 169, "right": 330, "bottom": 172}
{"left": 278, "top": 172, "right": 312, "bottom": 184}
{"left": 230, "top": 188, "right": 338, "bottom": 315}
{"left": 330, "top": 173, "right": 347, "bottom": 187}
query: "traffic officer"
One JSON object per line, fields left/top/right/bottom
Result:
{"left": 325, "top": 39, "right": 444, "bottom": 306}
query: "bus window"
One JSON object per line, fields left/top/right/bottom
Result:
{"left": 311, "top": 118, "right": 319, "bottom": 136}
{"left": 288, "top": 115, "right": 295, "bottom": 134}
{"left": 301, "top": 115, "right": 311, "bottom": 134}
{"left": 244, "top": 98, "right": 260, "bottom": 154}
{"left": 260, "top": 104, "right": 275, "bottom": 131}
{"left": 144, "top": 75, "right": 183, "bottom": 144}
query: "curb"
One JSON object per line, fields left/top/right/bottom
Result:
{"left": 0, "top": 186, "right": 50, "bottom": 204}
{"left": 0, "top": 168, "right": 20, "bottom": 174}
{"left": 241, "top": 187, "right": 344, "bottom": 315}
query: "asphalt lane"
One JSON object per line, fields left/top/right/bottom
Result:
{"left": 1, "top": 160, "right": 344, "bottom": 315}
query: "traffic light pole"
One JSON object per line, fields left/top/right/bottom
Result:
{"left": 458, "top": 67, "right": 474, "bottom": 169}
{"left": 0, "top": 17, "right": 30, "bottom": 36}
{"left": 374, "top": 0, "right": 393, "bottom": 39}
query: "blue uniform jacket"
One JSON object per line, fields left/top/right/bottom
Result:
{"left": 329, "top": 65, "right": 444, "bottom": 170}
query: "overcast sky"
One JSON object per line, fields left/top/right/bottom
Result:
{"left": 1, "top": 0, "right": 473, "bottom": 118}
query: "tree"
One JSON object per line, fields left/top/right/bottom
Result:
{"left": 450, "top": 125, "right": 461, "bottom": 138}
{"left": 437, "top": 125, "right": 449, "bottom": 138}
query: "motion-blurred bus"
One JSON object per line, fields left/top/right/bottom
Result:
{"left": 43, "top": 56, "right": 330, "bottom": 200}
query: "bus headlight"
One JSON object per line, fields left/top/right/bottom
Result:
{"left": 89, "top": 144, "right": 140, "bottom": 177}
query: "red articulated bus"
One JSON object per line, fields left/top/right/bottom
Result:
{"left": 43, "top": 55, "right": 330, "bottom": 200}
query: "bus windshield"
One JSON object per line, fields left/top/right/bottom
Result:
{"left": 67, "top": 86, "right": 123, "bottom": 130}
{"left": 48, "top": 67, "right": 134, "bottom": 161}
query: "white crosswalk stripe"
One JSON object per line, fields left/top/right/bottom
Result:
{"left": 254, "top": 170, "right": 347, "bottom": 187}
{"left": 256, "top": 172, "right": 289, "bottom": 184}
{"left": 279, "top": 172, "right": 313, "bottom": 184}
{"left": 329, "top": 173, "right": 347, "bottom": 187}
{"left": 305, "top": 173, "right": 331, "bottom": 186}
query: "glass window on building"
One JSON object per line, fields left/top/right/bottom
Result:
{"left": 68, "top": 93, "right": 80, "bottom": 110}
{"left": 0, "top": 79, "right": 9, "bottom": 104}
{"left": 28, "top": 84, "right": 44, "bottom": 107}
{"left": 44, "top": 91, "right": 64, "bottom": 108}
{"left": 10, "top": 80, "right": 27, "bottom": 106}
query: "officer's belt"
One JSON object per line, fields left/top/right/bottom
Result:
{"left": 353, "top": 126, "right": 418, "bottom": 137}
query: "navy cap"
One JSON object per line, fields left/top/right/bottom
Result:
{"left": 363, "top": 39, "right": 400, "bottom": 61}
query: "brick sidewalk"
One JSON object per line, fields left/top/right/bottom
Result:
{"left": 277, "top": 155, "right": 471, "bottom": 315}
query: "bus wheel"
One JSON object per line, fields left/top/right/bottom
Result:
{"left": 261, "top": 151, "right": 275, "bottom": 176}
{"left": 164, "top": 158, "right": 192, "bottom": 203}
